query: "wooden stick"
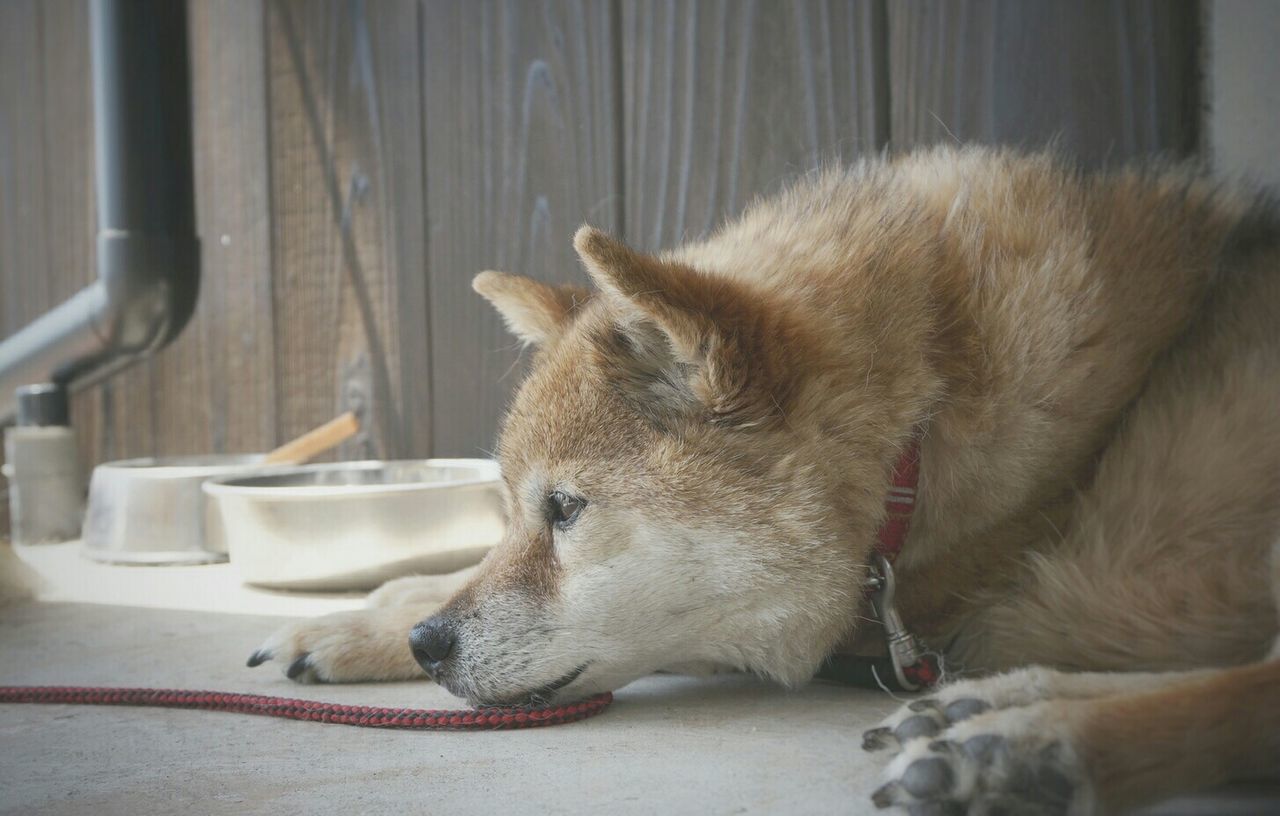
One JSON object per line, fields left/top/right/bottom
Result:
{"left": 262, "top": 411, "right": 360, "bottom": 465}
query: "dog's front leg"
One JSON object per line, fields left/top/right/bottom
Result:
{"left": 364, "top": 567, "right": 478, "bottom": 609}
{"left": 864, "top": 659, "right": 1280, "bottom": 814}
{"left": 863, "top": 665, "right": 1220, "bottom": 752}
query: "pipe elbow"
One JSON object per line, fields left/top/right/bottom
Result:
{"left": 92, "top": 230, "right": 200, "bottom": 357}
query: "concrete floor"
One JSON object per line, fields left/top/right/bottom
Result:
{"left": 1, "top": 544, "right": 900, "bottom": 815}
{"left": 1, "top": 544, "right": 1276, "bottom": 815}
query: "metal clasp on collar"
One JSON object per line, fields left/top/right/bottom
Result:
{"left": 865, "top": 554, "right": 940, "bottom": 691}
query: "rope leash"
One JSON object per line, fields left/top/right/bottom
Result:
{"left": 0, "top": 685, "right": 612, "bottom": 730}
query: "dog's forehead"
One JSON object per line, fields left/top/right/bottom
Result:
{"left": 496, "top": 320, "right": 650, "bottom": 490}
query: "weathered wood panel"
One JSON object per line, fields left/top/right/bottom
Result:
{"left": 621, "top": 0, "right": 889, "bottom": 251}
{"left": 0, "top": 0, "right": 97, "bottom": 336}
{"left": 888, "top": 0, "right": 1200, "bottom": 164}
{"left": 0, "top": 2, "right": 48, "bottom": 339}
{"left": 422, "top": 0, "right": 621, "bottom": 457}
{"left": 265, "top": 0, "right": 431, "bottom": 459}
{"left": 178, "top": 0, "right": 278, "bottom": 456}
{"left": 0, "top": 0, "right": 98, "bottom": 535}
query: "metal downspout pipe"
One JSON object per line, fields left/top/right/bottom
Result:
{"left": 0, "top": 0, "right": 200, "bottom": 423}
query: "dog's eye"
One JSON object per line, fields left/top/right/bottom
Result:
{"left": 548, "top": 491, "right": 585, "bottom": 529}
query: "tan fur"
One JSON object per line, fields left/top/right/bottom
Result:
{"left": 1077, "top": 660, "right": 1280, "bottom": 811}
{"left": 255, "top": 147, "right": 1280, "bottom": 811}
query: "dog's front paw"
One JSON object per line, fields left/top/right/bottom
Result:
{"left": 247, "top": 607, "right": 430, "bottom": 684}
{"left": 870, "top": 702, "right": 1094, "bottom": 815}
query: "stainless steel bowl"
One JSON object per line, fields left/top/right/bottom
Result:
{"left": 203, "top": 459, "right": 503, "bottom": 591}
{"left": 82, "top": 454, "right": 272, "bottom": 564}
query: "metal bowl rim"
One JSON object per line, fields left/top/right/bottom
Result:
{"left": 202, "top": 458, "right": 501, "bottom": 500}
{"left": 92, "top": 453, "right": 269, "bottom": 479}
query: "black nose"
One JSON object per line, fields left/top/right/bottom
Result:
{"left": 409, "top": 616, "right": 457, "bottom": 674}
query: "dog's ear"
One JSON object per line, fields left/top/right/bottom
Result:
{"left": 472, "top": 271, "right": 592, "bottom": 346}
{"left": 574, "top": 226, "right": 799, "bottom": 430}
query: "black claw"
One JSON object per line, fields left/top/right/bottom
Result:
{"left": 286, "top": 653, "right": 312, "bottom": 680}
{"left": 895, "top": 714, "right": 941, "bottom": 741}
{"left": 944, "top": 697, "right": 990, "bottom": 723}
{"left": 246, "top": 650, "right": 270, "bottom": 668}
{"left": 902, "top": 757, "right": 955, "bottom": 798}
{"left": 863, "top": 726, "right": 897, "bottom": 751}
{"left": 870, "top": 781, "right": 899, "bottom": 809}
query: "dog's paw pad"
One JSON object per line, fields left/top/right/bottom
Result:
{"left": 958, "top": 734, "right": 1006, "bottom": 763}
{"left": 863, "top": 711, "right": 947, "bottom": 752}
{"left": 943, "top": 697, "right": 990, "bottom": 723}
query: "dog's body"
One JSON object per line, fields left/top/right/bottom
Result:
{"left": 252, "top": 147, "right": 1280, "bottom": 813}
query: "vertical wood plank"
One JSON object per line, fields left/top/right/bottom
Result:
{"left": 0, "top": 0, "right": 43, "bottom": 342}
{"left": 179, "top": 0, "right": 278, "bottom": 455}
{"left": 888, "top": 0, "right": 1200, "bottom": 164}
{"left": 0, "top": 2, "right": 42, "bottom": 532}
{"left": 621, "top": 0, "right": 889, "bottom": 251}
{"left": 265, "top": 0, "right": 430, "bottom": 460}
{"left": 0, "top": 0, "right": 97, "bottom": 344}
{"left": 1, "top": 2, "right": 57, "bottom": 338}
{"left": 422, "top": 0, "right": 621, "bottom": 457}
{"left": 33, "top": 0, "right": 99, "bottom": 310}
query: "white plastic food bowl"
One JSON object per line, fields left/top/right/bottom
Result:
{"left": 203, "top": 458, "right": 503, "bottom": 591}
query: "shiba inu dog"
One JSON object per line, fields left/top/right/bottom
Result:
{"left": 250, "top": 147, "right": 1280, "bottom": 814}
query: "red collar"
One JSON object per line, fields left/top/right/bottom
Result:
{"left": 875, "top": 440, "right": 921, "bottom": 563}
{"left": 868, "top": 438, "right": 939, "bottom": 690}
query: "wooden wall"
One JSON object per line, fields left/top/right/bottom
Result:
{"left": 0, "top": 0, "right": 1202, "bottom": 531}
{"left": 1206, "top": 0, "right": 1280, "bottom": 188}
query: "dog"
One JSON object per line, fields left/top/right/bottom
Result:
{"left": 249, "top": 147, "right": 1280, "bottom": 814}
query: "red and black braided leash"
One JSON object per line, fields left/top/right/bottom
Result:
{"left": 0, "top": 685, "right": 612, "bottom": 730}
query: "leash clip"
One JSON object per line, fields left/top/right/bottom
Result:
{"left": 867, "top": 554, "right": 940, "bottom": 691}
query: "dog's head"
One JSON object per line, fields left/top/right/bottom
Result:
{"left": 412, "top": 227, "right": 897, "bottom": 705}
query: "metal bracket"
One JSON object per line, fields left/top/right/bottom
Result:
{"left": 866, "top": 554, "right": 938, "bottom": 691}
